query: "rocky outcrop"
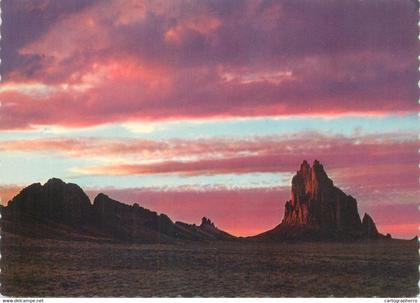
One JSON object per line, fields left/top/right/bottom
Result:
{"left": 282, "top": 160, "right": 362, "bottom": 233}
{"left": 91, "top": 193, "right": 177, "bottom": 242}
{"left": 361, "top": 213, "right": 379, "bottom": 238}
{"left": 198, "top": 217, "right": 235, "bottom": 240}
{"left": 256, "top": 160, "right": 383, "bottom": 241}
{"left": 200, "top": 217, "right": 215, "bottom": 228}
{"left": 172, "top": 216, "right": 234, "bottom": 240}
{"left": 92, "top": 194, "right": 235, "bottom": 242}
{"left": 5, "top": 178, "right": 92, "bottom": 227}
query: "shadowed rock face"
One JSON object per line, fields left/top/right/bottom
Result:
{"left": 257, "top": 160, "right": 381, "bottom": 240}
{"left": 200, "top": 217, "right": 216, "bottom": 228}
{"left": 6, "top": 178, "right": 92, "bottom": 227}
{"left": 362, "top": 214, "right": 379, "bottom": 238}
{"left": 199, "top": 217, "right": 235, "bottom": 239}
{"left": 92, "top": 194, "right": 235, "bottom": 241}
{"left": 92, "top": 193, "right": 177, "bottom": 242}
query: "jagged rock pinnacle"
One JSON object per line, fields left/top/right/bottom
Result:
{"left": 282, "top": 160, "right": 365, "bottom": 237}
{"left": 200, "top": 217, "right": 216, "bottom": 228}
{"left": 362, "top": 213, "right": 379, "bottom": 238}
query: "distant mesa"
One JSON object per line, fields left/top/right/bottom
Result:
{"left": 1, "top": 160, "right": 394, "bottom": 243}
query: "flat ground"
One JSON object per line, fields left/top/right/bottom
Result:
{"left": 1, "top": 233, "right": 418, "bottom": 297}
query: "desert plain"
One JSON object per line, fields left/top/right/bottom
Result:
{"left": 2, "top": 233, "right": 418, "bottom": 297}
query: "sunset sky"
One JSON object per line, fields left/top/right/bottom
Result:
{"left": 0, "top": 0, "right": 418, "bottom": 239}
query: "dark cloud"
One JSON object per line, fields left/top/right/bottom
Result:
{"left": 1, "top": 0, "right": 99, "bottom": 79}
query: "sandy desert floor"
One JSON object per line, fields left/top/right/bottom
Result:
{"left": 1, "top": 233, "right": 418, "bottom": 297}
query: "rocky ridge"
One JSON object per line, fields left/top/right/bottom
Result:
{"left": 2, "top": 160, "right": 389, "bottom": 242}
{"left": 1, "top": 180, "right": 234, "bottom": 243}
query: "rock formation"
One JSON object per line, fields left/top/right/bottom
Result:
{"left": 1, "top": 162, "right": 389, "bottom": 242}
{"left": 362, "top": 213, "right": 379, "bottom": 239}
{"left": 200, "top": 217, "right": 215, "bottom": 228}
{"left": 256, "top": 160, "right": 383, "bottom": 240}
{"left": 92, "top": 193, "right": 177, "bottom": 242}
{"left": 1, "top": 178, "right": 234, "bottom": 243}
{"left": 6, "top": 178, "right": 92, "bottom": 227}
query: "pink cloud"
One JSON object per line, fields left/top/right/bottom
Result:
{"left": 2, "top": 134, "right": 417, "bottom": 208}
{"left": 0, "top": 132, "right": 415, "bottom": 168}
{"left": 1, "top": 1, "right": 416, "bottom": 129}
{"left": 0, "top": 67, "right": 414, "bottom": 130}
{"left": 69, "top": 135, "right": 416, "bottom": 180}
